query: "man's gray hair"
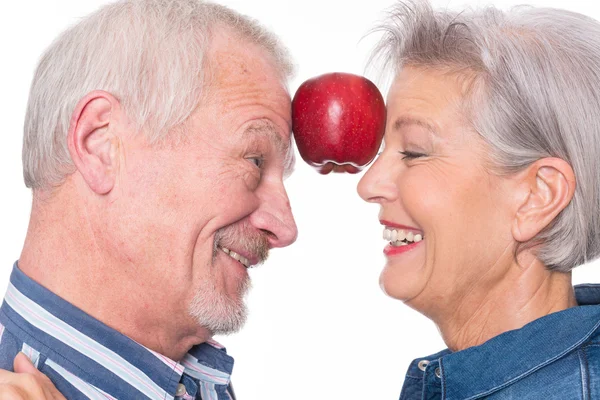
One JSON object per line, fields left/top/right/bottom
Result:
{"left": 23, "top": 0, "right": 294, "bottom": 190}
{"left": 372, "top": 0, "right": 600, "bottom": 272}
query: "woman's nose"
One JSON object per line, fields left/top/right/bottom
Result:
{"left": 357, "top": 154, "right": 398, "bottom": 204}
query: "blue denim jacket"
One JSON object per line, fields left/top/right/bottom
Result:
{"left": 400, "top": 284, "right": 600, "bottom": 399}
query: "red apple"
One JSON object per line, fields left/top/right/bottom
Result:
{"left": 291, "top": 72, "right": 386, "bottom": 174}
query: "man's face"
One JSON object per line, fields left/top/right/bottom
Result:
{"left": 105, "top": 30, "right": 297, "bottom": 336}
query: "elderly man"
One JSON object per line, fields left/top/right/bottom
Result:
{"left": 0, "top": 0, "right": 297, "bottom": 398}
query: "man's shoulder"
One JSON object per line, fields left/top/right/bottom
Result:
{"left": 0, "top": 293, "right": 117, "bottom": 399}
{"left": 0, "top": 294, "right": 52, "bottom": 368}
{"left": 0, "top": 318, "right": 139, "bottom": 399}
{"left": 0, "top": 315, "right": 56, "bottom": 378}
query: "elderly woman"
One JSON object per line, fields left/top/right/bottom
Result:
{"left": 357, "top": 1, "right": 600, "bottom": 398}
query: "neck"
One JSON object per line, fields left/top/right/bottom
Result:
{"left": 18, "top": 181, "right": 209, "bottom": 361}
{"left": 434, "top": 254, "right": 577, "bottom": 352}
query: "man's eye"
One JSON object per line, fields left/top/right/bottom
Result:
{"left": 247, "top": 156, "right": 265, "bottom": 169}
{"left": 399, "top": 151, "right": 427, "bottom": 160}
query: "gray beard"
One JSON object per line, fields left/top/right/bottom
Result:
{"left": 186, "top": 228, "right": 253, "bottom": 335}
{"left": 187, "top": 274, "right": 251, "bottom": 335}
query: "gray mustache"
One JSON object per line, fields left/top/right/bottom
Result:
{"left": 213, "top": 224, "right": 270, "bottom": 265}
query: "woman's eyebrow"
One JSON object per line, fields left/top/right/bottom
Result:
{"left": 392, "top": 116, "right": 440, "bottom": 138}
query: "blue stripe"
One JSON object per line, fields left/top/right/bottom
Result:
{"left": 41, "top": 361, "right": 94, "bottom": 400}
{"left": 46, "top": 359, "right": 115, "bottom": 400}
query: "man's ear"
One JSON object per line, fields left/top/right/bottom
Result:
{"left": 67, "top": 91, "right": 121, "bottom": 195}
{"left": 512, "top": 158, "right": 576, "bottom": 242}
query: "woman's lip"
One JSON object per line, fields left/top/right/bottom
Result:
{"left": 383, "top": 241, "right": 422, "bottom": 256}
{"left": 380, "top": 219, "right": 421, "bottom": 232}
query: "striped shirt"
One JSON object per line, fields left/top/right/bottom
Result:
{"left": 0, "top": 264, "right": 237, "bottom": 400}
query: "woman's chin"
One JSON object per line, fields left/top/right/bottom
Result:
{"left": 378, "top": 261, "right": 427, "bottom": 302}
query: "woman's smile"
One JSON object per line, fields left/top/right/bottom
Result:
{"left": 381, "top": 220, "right": 424, "bottom": 257}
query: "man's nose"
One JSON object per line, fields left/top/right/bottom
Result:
{"left": 357, "top": 153, "right": 398, "bottom": 204}
{"left": 250, "top": 180, "right": 298, "bottom": 248}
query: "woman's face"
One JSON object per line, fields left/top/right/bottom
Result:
{"left": 357, "top": 67, "right": 518, "bottom": 316}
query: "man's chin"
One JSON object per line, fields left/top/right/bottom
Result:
{"left": 188, "top": 293, "right": 249, "bottom": 336}
{"left": 207, "top": 305, "right": 248, "bottom": 336}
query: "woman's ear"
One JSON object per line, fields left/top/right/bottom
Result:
{"left": 67, "top": 90, "right": 122, "bottom": 195}
{"left": 512, "top": 158, "right": 576, "bottom": 242}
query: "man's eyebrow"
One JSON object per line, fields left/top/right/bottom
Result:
{"left": 392, "top": 116, "right": 440, "bottom": 137}
{"left": 245, "top": 121, "right": 295, "bottom": 177}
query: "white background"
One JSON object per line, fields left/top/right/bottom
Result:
{"left": 1, "top": 1, "right": 599, "bottom": 399}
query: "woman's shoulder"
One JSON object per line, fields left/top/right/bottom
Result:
{"left": 434, "top": 300, "right": 600, "bottom": 399}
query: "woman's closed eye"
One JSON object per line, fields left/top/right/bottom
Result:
{"left": 399, "top": 150, "right": 427, "bottom": 160}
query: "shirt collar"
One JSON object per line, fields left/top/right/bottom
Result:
{"left": 429, "top": 284, "right": 600, "bottom": 400}
{"left": 2, "top": 263, "right": 234, "bottom": 399}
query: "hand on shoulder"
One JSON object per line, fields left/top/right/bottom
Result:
{"left": 0, "top": 353, "right": 65, "bottom": 400}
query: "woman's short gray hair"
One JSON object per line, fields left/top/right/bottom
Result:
{"left": 372, "top": 0, "right": 600, "bottom": 272}
{"left": 23, "top": 0, "right": 294, "bottom": 190}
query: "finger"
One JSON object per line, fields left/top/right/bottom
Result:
{"left": 13, "top": 353, "right": 66, "bottom": 399}
{"left": 13, "top": 353, "right": 37, "bottom": 375}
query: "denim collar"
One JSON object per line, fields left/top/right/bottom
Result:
{"left": 430, "top": 284, "right": 600, "bottom": 400}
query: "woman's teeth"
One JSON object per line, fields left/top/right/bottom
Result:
{"left": 383, "top": 228, "right": 423, "bottom": 246}
{"left": 220, "top": 247, "right": 251, "bottom": 268}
